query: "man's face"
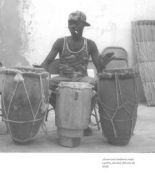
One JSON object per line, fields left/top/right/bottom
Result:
{"left": 68, "top": 20, "right": 84, "bottom": 39}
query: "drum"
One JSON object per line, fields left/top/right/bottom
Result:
{"left": 0, "top": 67, "right": 5, "bottom": 93}
{"left": 0, "top": 67, "right": 49, "bottom": 143}
{"left": 97, "top": 68, "right": 138, "bottom": 145}
{"left": 55, "top": 82, "right": 94, "bottom": 147}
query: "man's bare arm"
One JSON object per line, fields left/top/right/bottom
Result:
{"left": 41, "top": 38, "right": 63, "bottom": 70}
{"left": 88, "top": 40, "right": 114, "bottom": 73}
{"left": 88, "top": 40, "right": 103, "bottom": 73}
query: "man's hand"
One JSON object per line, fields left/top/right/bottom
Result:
{"left": 33, "top": 64, "right": 42, "bottom": 68}
{"left": 99, "top": 52, "right": 115, "bottom": 68}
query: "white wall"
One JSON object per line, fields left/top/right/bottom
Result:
{"left": 22, "top": 0, "right": 155, "bottom": 66}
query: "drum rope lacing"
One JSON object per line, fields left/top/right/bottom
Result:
{"left": 1, "top": 72, "right": 49, "bottom": 142}
{"left": 97, "top": 72, "right": 138, "bottom": 138}
{"left": 40, "top": 74, "right": 49, "bottom": 135}
{"left": 1, "top": 74, "right": 15, "bottom": 140}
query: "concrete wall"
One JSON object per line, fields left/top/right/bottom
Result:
{"left": 0, "top": 0, "right": 29, "bottom": 66}
{"left": 1, "top": 0, "right": 155, "bottom": 66}
{"left": 21, "top": 0, "right": 155, "bottom": 66}
{"left": 0, "top": 0, "right": 155, "bottom": 102}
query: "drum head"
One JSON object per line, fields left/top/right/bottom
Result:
{"left": 58, "top": 82, "right": 93, "bottom": 89}
{"left": 98, "top": 68, "right": 138, "bottom": 79}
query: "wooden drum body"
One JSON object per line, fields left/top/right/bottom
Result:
{"left": 56, "top": 82, "right": 93, "bottom": 147}
{"left": 0, "top": 67, "right": 49, "bottom": 143}
{"left": 97, "top": 69, "right": 138, "bottom": 145}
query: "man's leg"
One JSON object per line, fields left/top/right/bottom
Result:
{"left": 49, "top": 75, "right": 71, "bottom": 109}
{"left": 79, "top": 76, "right": 97, "bottom": 111}
{"left": 78, "top": 76, "right": 98, "bottom": 136}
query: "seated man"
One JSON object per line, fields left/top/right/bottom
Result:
{"left": 38, "top": 11, "right": 114, "bottom": 134}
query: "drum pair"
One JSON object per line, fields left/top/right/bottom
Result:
{"left": 0, "top": 67, "right": 93, "bottom": 146}
{"left": 0, "top": 67, "right": 138, "bottom": 147}
{"left": 56, "top": 68, "right": 138, "bottom": 147}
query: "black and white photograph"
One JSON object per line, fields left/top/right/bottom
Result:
{"left": 0, "top": 0, "right": 155, "bottom": 174}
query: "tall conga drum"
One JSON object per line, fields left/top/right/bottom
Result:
{"left": 0, "top": 67, "right": 49, "bottom": 143}
{"left": 97, "top": 68, "right": 138, "bottom": 145}
{"left": 55, "top": 82, "right": 94, "bottom": 147}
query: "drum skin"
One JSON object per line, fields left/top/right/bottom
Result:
{"left": 0, "top": 68, "right": 49, "bottom": 143}
{"left": 56, "top": 82, "right": 93, "bottom": 138}
{"left": 97, "top": 69, "right": 138, "bottom": 145}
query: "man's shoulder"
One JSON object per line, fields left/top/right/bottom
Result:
{"left": 55, "top": 37, "right": 64, "bottom": 44}
{"left": 85, "top": 38, "right": 97, "bottom": 49}
{"left": 53, "top": 37, "right": 65, "bottom": 49}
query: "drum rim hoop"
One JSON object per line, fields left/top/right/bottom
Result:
{"left": 58, "top": 81, "right": 93, "bottom": 89}
{"left": 0, "top": 68, "right": 49, "bottom": 78}
{"left": 98, "top": 68, "right": 138, "bottom": 79}
{"left": 2, "top": 117, "right": 44, "bottom": 123}
{"left": 14, "top": 66, "right": 45, "bottom": 73}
